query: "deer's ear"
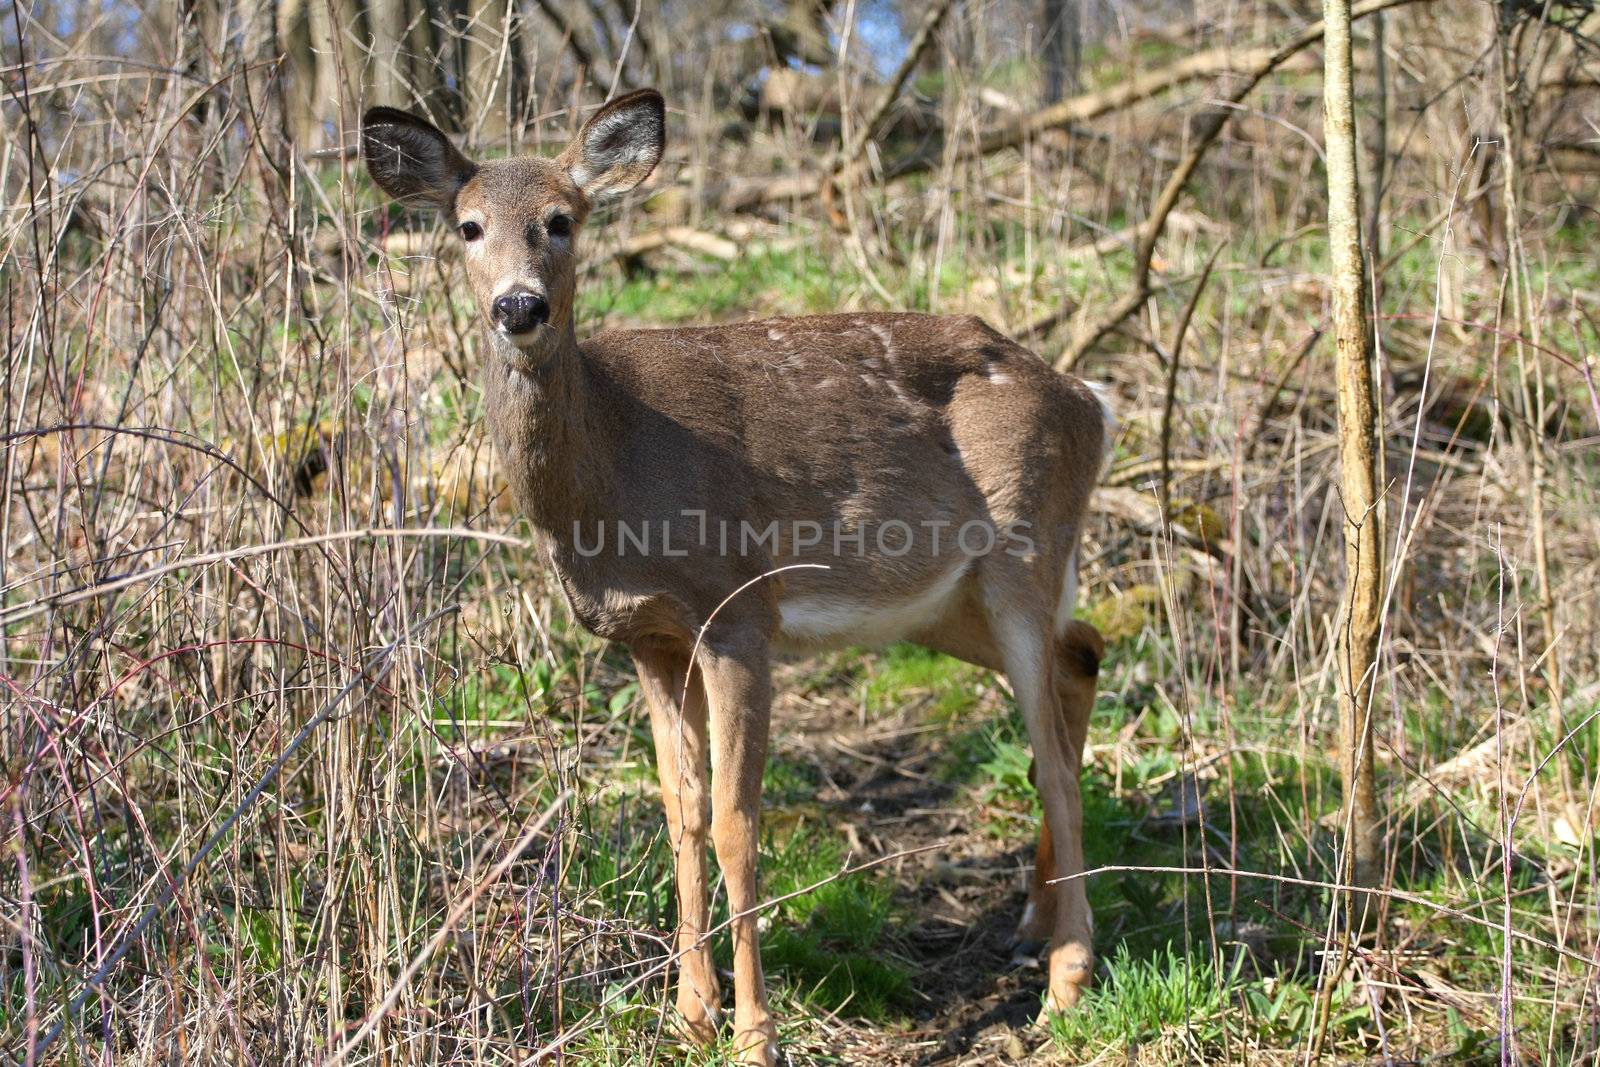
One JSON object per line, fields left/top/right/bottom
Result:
{"left": 362, "top": 107, "right": 476, "bottom": 210}
{"left": 559, "top": 90, "right": 664, "bottom": 200}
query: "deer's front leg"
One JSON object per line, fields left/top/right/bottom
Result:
{"left": 698, "top": 637, "right": 779, "bottom": 1066}
{"left": 634, "top": 643, "right": 721, "bottom": 1044}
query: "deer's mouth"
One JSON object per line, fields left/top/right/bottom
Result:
{"left": 496, "top": 320, "right": 549, "bottom": 344}
{"left": 489, "top": 326, "right": 559, "bottom": 374}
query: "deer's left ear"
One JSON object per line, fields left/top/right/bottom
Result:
{"left": 559, "top": 90, "right": 665, "bottom": 200}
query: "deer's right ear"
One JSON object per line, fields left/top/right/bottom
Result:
{"left": 361, "top": 107, "right": 476, "bottom": 210}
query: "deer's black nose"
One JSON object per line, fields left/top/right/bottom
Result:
{"left": 491, "top": 291, "right": 549, "bottom": 334}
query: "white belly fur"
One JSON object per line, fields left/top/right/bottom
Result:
{"left": 776, "top": 560, "right": 969, "bottom": 652}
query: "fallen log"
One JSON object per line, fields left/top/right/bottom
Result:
{"left": 612, "top": 226, "right": 738, "bottom": 261}
{"left": 722, "top": 0, "right": 1435, "bottom": 300}
{"left": 725, "top": 37, "right": 1312, "bottom": 211}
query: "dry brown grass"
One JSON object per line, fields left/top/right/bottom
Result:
{"left": 3, "top": 1, "right": 1599, "bottom": 1063}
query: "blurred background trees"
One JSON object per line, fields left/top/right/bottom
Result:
{"left": 124, "top": 0, "right": 1198, "bottom": 147}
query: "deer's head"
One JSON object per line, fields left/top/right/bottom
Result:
{"left": 362, "top": 90, "right": 665, "bottom": 359}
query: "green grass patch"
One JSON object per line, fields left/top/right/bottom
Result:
{"left": 1049, "top": 942, "right": 1227, "bottom": 1051}
{"left": 754, "top": 825, "right": 911, "bottom": 1020}
{"left": 580, "top": 245, "right": 862, "bottom": 326}
{"left": 861, "top": 642, "right": 986, "bottom": 718}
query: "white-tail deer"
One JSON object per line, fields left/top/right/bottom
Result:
{"left": 363, "top": 89, "right": 1110, "bottom": 1064}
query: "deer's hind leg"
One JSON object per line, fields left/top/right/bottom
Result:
{"left": 981, "top": 581, "right": 1095, "bottom": 1013}
{"left": 633, "top": 641, "right": 722, "bottom": 1044}
{"left": 910, "top": 610, "right": 1103, "bottom": 964}
{"left": 1017, "top": 620, "right": 1105, "bottom": 946}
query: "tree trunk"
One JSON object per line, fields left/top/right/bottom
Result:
{"left": 408, "top": 0, "right": 453, "bottom": 129}
{"left": 1323, "top": 0, "right": 1383, "bottom": 906}
{"left": 306, "top": 0, "right": 362, "bottom": 145}
{"left": 766, "top": 0, "right": 836, "bottom": 69}
{"left": 1042, "top": 0, "right": 1080, "bottom": 103}
{"left": 276, "top": 0, "right": 320, "bottom": 144}
{"left": 463, "top": 0, "right": 510, "bottom": 140}
{"left": 240, "top": 0, "right": 291, "bottom": 155}
{"left": 369, "top": 0, "right": 410, "bottom": 107}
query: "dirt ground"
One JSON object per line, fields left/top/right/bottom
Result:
{"left": 763, "top": 666, "right": 1073, "bottom": 1066}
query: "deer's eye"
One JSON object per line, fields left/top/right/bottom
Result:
{"left": 459, "top": 221, "right": 483, "bottom": 241}
{"left": 547, "top": 214, "right": 574, "bottom": 239}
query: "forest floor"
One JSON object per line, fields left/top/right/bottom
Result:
{"left": 10, "top": 54, "right": 1599, "bottom": 1061}
{"left": 519, "top": 610, "right": 1561, "bottom": 1066}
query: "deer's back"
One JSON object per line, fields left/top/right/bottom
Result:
{"left": 580, "top": 311, "right": 1102, "bottom": 518}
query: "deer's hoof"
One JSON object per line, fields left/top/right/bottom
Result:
{"left": 675, "top": 1007, "right": 720, "bottom": 1047}
{"left": 732, "top": 1021, "right": 781, "bottom": 1066}
{"left": 1035, "top": 942, "right": 1093, "bottom": 1024}
{"left": 674, "top": 987, "right": 722, "bottom": 1046}
{"left": 1035, "top": 977, "right": 1092, "bottom": 1029}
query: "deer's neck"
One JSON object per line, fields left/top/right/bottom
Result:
{"left": 482, "top": 327, "right": 611, "bottom": 535}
